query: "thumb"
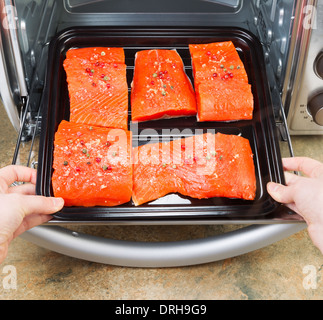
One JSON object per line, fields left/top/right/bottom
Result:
{"left": 18, "top": 194, "right": 64, "bottom": 216}
{"left": 266, "top": 182, "right": 295, "bottom": 204}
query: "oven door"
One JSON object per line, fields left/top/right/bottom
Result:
{"left": 0, "top": 0, "right": 308, "bottom": 266}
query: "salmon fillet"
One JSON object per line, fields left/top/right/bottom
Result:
{"left": 52, "top": 120, "right": 132, "bottom": 207}
{"left": 63, "top": 47, "right": 128, "bottom": 130}
{"left": 189, "top": 41, "right": 254, "bottom": 121}
{"left": 132, "top": 132, "right": 256, "bottom": 206}
{"left": 131, "top": 49, "right": 197, "bottom": 122}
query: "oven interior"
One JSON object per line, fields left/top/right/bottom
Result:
{"left": 4, "top": 0, "right": 303, "bottom": 137}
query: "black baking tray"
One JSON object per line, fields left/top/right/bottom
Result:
{"left": 36, "top": 26, "right": 299, "bottom": 223}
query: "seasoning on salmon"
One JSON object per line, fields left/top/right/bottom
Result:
{"left": 189, "top": 41, "right": 254, "bottom": 121}
{"left": 63, "top": 47, "right": 128, "bottom": 130}
{"left": 131, "top": 49, "right": 197, "bottom": 122}
{"left": 52, "top": 120, "right": 132, "bottom": 207}
{"left": 132, "top": 132, "right": 256, "bottom": 206}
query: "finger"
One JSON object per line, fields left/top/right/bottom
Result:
{"left": 8, "top": 183, "right": 36, "bottom": 195}
{"left": 0, "top": 178, "right": 8, "bottom": 194}
{"left": 267, "top": 181, "right": 295, "bottom": 204}
{"left": 0, "top": 165, "right": 37, "bottom": 187}
{"left": 284, "top": 171, "right": 301, "bottom": 186}
{"left": 13, "top": 214, "right": 53, "bottom": 238}
{"left": 282, "top": 157, "right": 323, "bottom": 178}
{"left": 11, "top": 193, "right": 64, "bottom": 216}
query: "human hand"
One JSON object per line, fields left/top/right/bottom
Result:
{"left": 0, "top": 165, "right": 64, "bottom": 264}
{"left": 267, "top": 157, "right": 323, "bottom": 254}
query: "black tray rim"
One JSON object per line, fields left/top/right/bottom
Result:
{"left": 36, "top": 25, "right": 299, "bottom": 223}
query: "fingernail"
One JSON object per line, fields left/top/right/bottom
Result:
{"left": 52, "top": 197, "right": 64, "bottom": 208}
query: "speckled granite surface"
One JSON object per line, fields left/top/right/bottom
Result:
{"left": 0, "top": 103, "right": 323, "bottom": 300}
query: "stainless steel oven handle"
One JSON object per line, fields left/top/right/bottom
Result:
{"left": 20, "top": 224, "right": 305, "bottom": 267}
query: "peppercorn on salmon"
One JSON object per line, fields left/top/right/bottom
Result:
{"left": 189, "top": 41, "right": 254, "bottom": 121}
{"left": 63, "top": 47, "right": 128, "bottom": 130}
{"left": 131, "top": 49, "right": 197, "bottom": 122}
{"left": 52, "top": 120, "right": 132, "bottom": 207}
{"left": 132, "top": 132, "right": 256, "bottom": 206}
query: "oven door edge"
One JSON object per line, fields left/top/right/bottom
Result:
{"left": 0, "top": 0, "right": 28, "bottom": 132}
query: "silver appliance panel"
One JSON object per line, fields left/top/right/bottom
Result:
{"left": 286, "top": 0, "right": 323, "bottom": 134}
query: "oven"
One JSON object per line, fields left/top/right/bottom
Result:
{"left": 0, "top": 0, "right": 321, "bottom": 267}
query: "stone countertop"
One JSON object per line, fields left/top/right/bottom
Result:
{"left": 0, "top": 103, "right": 323, "bottom": 300}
